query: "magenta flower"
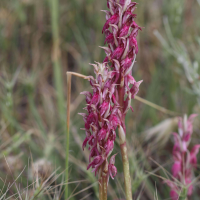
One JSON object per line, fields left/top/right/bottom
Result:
{"left": 166, "top": 114, "right": 200, "bottom": 199}
{"left": 80, "top": 0, "right": 142, "bottom": 178}
{"left": 80, "top": 62, "right": 120, "bottom": 178}
{"left": 80, "top": 1, "right": 142, "bottom": 199}
{"left": 101, "top": 0, "right": 142, "bottom": 129}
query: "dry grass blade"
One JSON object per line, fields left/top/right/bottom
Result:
{"left": 66, "top": 72, "right": 89, "bottom": 80}
{"left": 67, "top": 182, "right": 97, "bottom": 200}
{"left": 79, "top": 192, "right": 93, "bottom": 200}
{"left": 66, "top": 73, "right": 71, "bottom": 198}
{"left": 142, "top": 117, "right": 178, "bottom": 148}
{"left": 66, "top": 71, "right": 179, "bottom": 116}
{"left": 0, "top": 157, "right": 26, "bottom": 200}
{"left": 135, "top": 96, "right": 179, "bottom": 116}
{"left": 68, "top": 182, "right": 81, "bottom": 199}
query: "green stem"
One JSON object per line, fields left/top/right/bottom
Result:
{"left": 118, "top": 74, "right": 132, "bottom": 199}
{"left": 118, "top": 125, "right": 132, "bottom": 200}
{"left": 99, "top": 162, "right": 108, "bottom": 200}
{"left": 101, "top": 162, "right": 108, "bottom": 200}
{"left": 49, "top": 0, "right": 65, "bottom": 124}
{"left": 179, "top": 187, "right": 187, "bottom": 200}
{"left": 102, "top": 175, "right": 108, "bottom": 200}
{"left": 120, "top": 141, "right": 132, "bottom": 200}
{"left": 99, "top": 175, "right": 103, "bottom": 200}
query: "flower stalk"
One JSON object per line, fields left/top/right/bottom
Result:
{"left": 99, "top": 175, "right": 103, "bottom": 200}
{"left": 102, "top": 162, "right": 108, "bottom": 200}
{"left": 119, "top": 125, "right": 132, "bottom": 200}
{"left": 99, "top": 162, "right": 108, "bottom": 200}
{"left": 65, "top": 73, "right": 71, "bottom": 199}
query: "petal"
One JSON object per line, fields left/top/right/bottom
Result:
{"left": 105, "top": 140, "right": 114, "bottom": 156}
{"left": 172, "top": 161, "right": 181, "bottom": 178}
{"left": 109, "top": 165, "right": 117, "bottom": 179}
{"left": 105, "top": 33, "right": 114, "bottom": 44}
{"left": 119, "top": 24, "right": 130, "bottom": 37}
{"left": 170, "top": 190, "right": 179, "bottom": 200}
{"left": 102, "top": 13, "right": 119, "bottom": 33}
{"left": 87, "top": 155, "right": 102, "bottom": 170}
{"left": 90, "top": 93, "right": 100, "bottom": 105}
{"left": 190, "top": 144, "right": 200, "bottom": 168}
{"left": 121, "top": 57, "right": 132, "bottom": 70}
{"left": 80, "top": 91, "right": 92, "bottom": 103}
{"left": 98, "top": 128, "right": 108, "bottom": 141}
{"left": 82, "top": 137, "right": 89, "bottom": 150}
{"left": 130, "top": 80, "right": 143, "bottom": 99}
{"left": 188, "top": 114, "right": 198, "bottom": 123}
{"left": 109, "top": 154, "right": 117, "bottom": 165}
{"left": 100, "top": 101, "right": 109, "bottom": 116}
{"left": 111, "top": 44, "right": 125, "bottom": 60}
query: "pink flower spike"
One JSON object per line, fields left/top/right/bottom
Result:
{"left": 166, "top": 114, "right": 199, "bottom": 198}
{"left": 81, "top": 0, "right": 142, "bottom": 184}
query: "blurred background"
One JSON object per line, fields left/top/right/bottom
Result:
{"left": 0, "top": 0, "right": 200, "bottom": 199}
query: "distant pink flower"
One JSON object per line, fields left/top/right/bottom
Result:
{"left": 166, "top": 114, "right": 199, "bottom": 199}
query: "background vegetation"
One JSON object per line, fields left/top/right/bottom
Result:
{"left": 0, "top": 0, "right": 200, "bottom": 199}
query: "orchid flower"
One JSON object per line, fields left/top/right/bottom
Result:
{"left": 80, "top": 1, "right": 142, "bottom": 199}
{"left": 166, "top": 114, "right": 200, "bottom": 200}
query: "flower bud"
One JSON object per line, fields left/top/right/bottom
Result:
{"left": 118, "top": 125, "right": 126, "bottom": 145}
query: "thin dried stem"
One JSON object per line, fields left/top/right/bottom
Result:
{"left": 66, "top": 73, "right": 71, "bottom": 199}
{"left": 66, "top": 71, "right": 89, "bottom": 80}
{"left": 135, "top": 96, "right": 179, "bottom": 116}
{"left": 66, "top": 71, "right": 178, "bottom": 116}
